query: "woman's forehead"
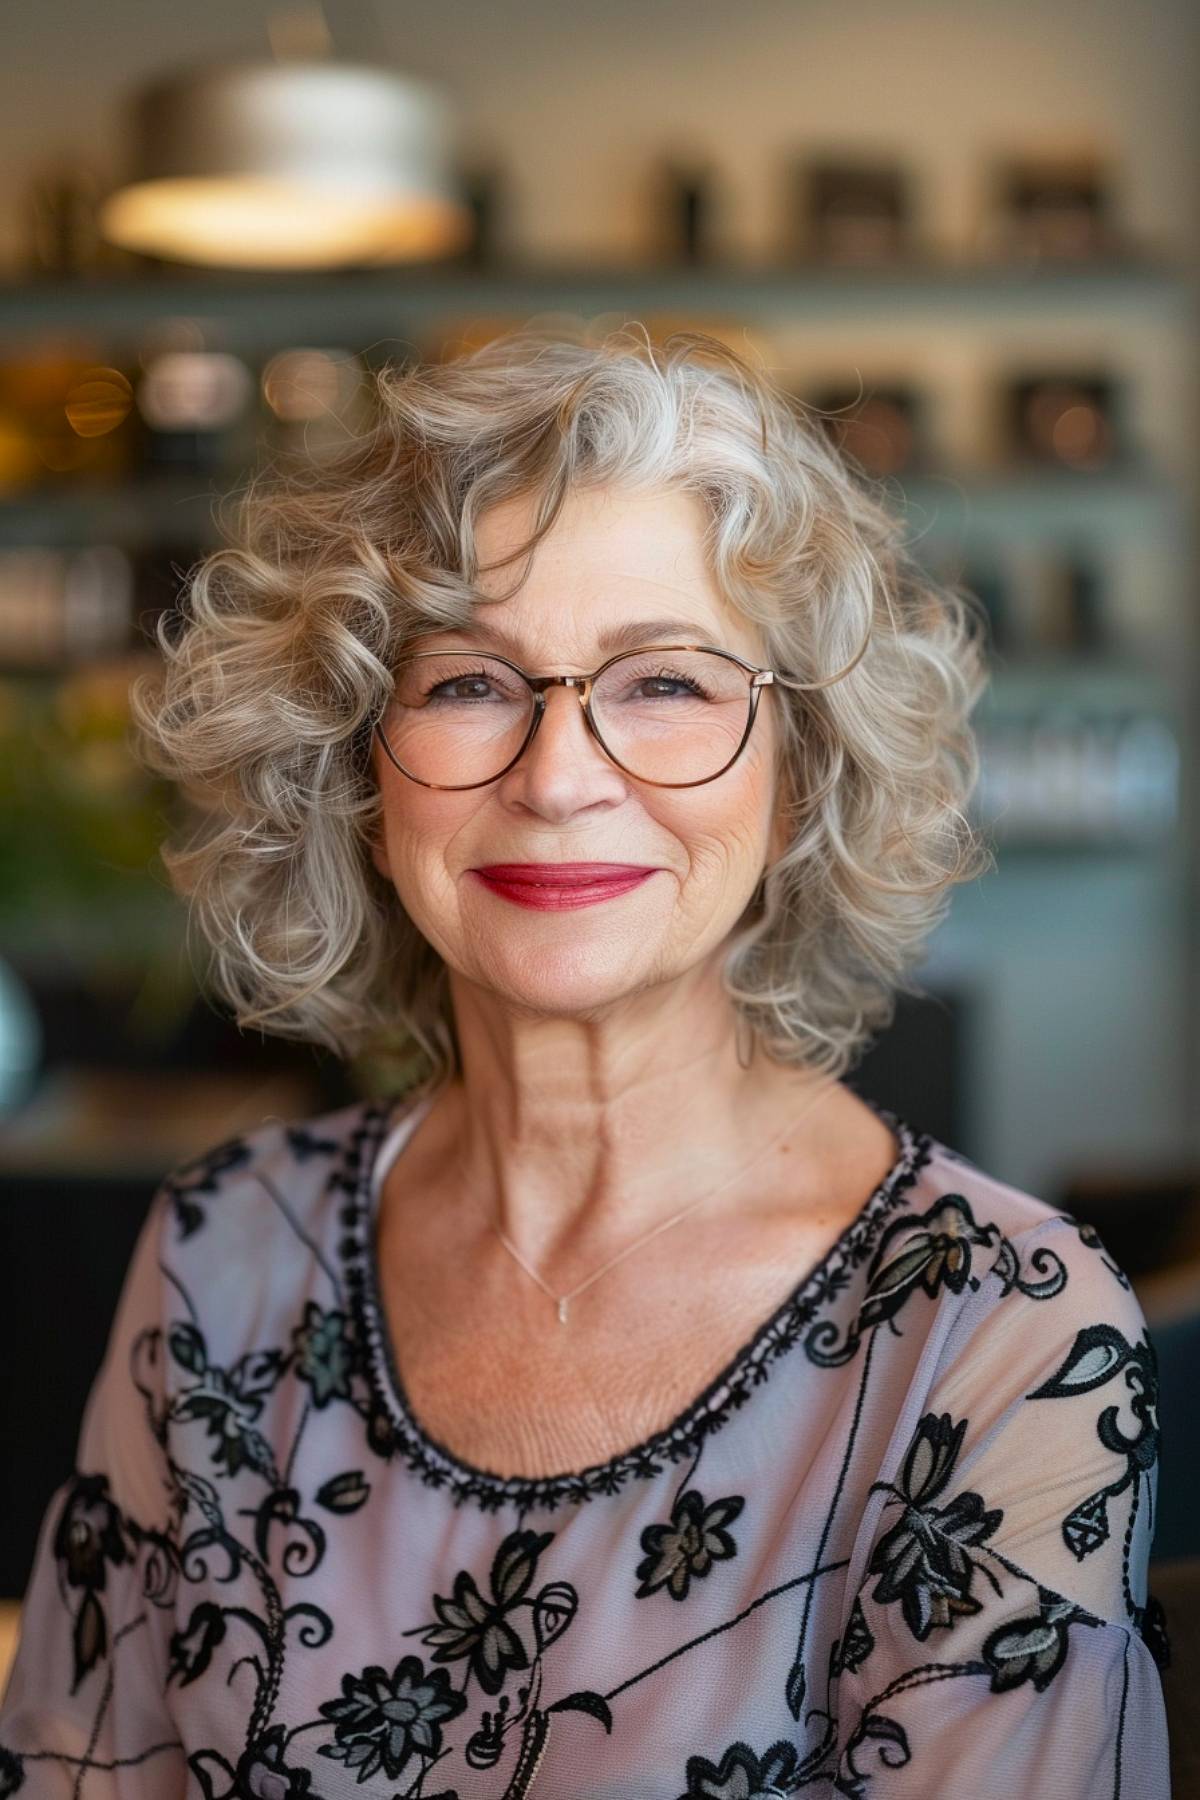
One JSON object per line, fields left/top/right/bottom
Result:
{"left": 467, "top": 487, "right": 764, "bottom": 657}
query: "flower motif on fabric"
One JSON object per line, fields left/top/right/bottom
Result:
{"left": 166, "top": 1322, "right": 284, "bottom": 1482}
{"left": 867, "top": 1411, "right": 1004, "bottom": 1641}
{"left": 675, "top": 1737, "right": 801, "bottom": 1799}
{"left": 981, "top": 1586, "right": 1101, "bottom": 1694}
{"left": 290, "top": 1302, "right": 360, "bottom": 1409}
{"left": 805, "top": 1195, "right": 1005, "bottom": 1367}
{"left": 415, "top": 1527, "right": 575, "bottom": 1697}
{"left": 51, "top": 1472, "right": 134, "bottom": 1692}
{"left": 1027, "top": 1322, "right": 1159, "bottom": 1558}
{"left": 635, "top": 1487, "right": 745, "bottom": 1601}
{"left": 316, "top": 1654, "right": 468, "bottom": 1785}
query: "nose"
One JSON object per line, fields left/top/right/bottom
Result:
{"left": 499, "top": 678, "right": 626, "bottom": 806}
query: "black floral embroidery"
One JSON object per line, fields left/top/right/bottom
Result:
{"left": 1028, "top": 1324, "right": 1158, "bottom": 1552}
{"left": 291, "top": 1302, "right": 359, "bottom": 1408}
{"left": 191, "top": 1722, "right": 331, "bottom": 1798}
{"left": 236, "top": 1724, "right": 328, "bottom": 1797}
{"left": 414, "top": 1528, "right": 572, "bottom": 1696}
{"left": 676, "top": 1736, "right": 801, "bottom": 1799}
{"left": 635, "top": 1487, "right": 745, "bottom": 1600}
{"left": 805, "top": 1193, "right": 1066, "bottom": 1368}
{"left": 982, "top": 1587, "right": 1101, "bottom": 1693}
{"left": 167, "top": 1322, "right": 284, "bottom": 1483}
{"left": 866, "top": 1411, "right": 1004, "bottom": 1640}
{"left": 316, "top": 1653, "right": 468, "bottom": 1784}
{"left": 167, "top": 1600, "right": 228, "bottom": 1688}
{"left": 52, "top": 1472, "right": 134, "bottom": 1692}
{"left": 0, "top": 1097, "right": 1172, "bottom": 1798}
{"left": 164, "top": 1132, "right": 256, "bottom": 1240}
{"left": 835, "top": 1709, "right": 910, "bottom": 1799}
{"left": 1025, "top": 1315, "right": 1171, "bottom": 1670}
{"left": 830, "top": 1594, "right": 875, "bottom": 1677}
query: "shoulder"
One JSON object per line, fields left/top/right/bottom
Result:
{"left": 83, "top": 1095, "right": 397, "bottom": 1509}
{"left": 898, "top": 1145, "right": 1158, "bottom": 1596}
{"left": 896, "top": 1133, "right": 1140, "bottom": 1322}
{"left": 155, "top": 1092, "right": 385, "bottom": 1252}
{"left": 868, "top": 1131, "right": 1152, "bottom": 1434}
{"left": 853, "top": 1138, "right": 1164, "bottom": 1658}
{"left": 120, "top": 1093, "right": 393, "bottom": 1386}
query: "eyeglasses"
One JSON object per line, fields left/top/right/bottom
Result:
{"left": 373, "top": 642, "right": 785, "bottom": 790}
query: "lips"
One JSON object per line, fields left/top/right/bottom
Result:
{"left": 472, "top": 863, "right": 654, "bottom": 886}
{"left": 470, "top": 863, "right": 658, "bottom": 910}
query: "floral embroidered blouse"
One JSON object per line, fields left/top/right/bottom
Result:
{"left": 0, "top": 1082, "right": 1173, "bottom": 1798}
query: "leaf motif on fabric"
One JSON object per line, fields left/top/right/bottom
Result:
{"left": 1028, "top": 1324, "right": 1132, "bottom": 1399}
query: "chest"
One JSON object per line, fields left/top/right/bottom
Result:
{"left": 375, "top": 1200, "right": 864, "bottom": 1481}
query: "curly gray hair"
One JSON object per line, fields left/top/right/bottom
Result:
{"left": 128, "top": 322, "right": 993, "bottom": 1085}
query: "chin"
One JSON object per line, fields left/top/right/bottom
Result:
{"left": 486, "top": 944, "right": 663, "bottom": 1014}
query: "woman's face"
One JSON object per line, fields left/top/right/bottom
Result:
{"left": 369, "top": 484, "right": 788, "bottom": 1021}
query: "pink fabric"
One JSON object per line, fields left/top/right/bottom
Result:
{"left": 0, "top": 1085, "right": 1171, "bottom": 1796}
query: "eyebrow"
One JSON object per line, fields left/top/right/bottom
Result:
{"left": 428, "top": 615, "right": 727, "bottom": 658}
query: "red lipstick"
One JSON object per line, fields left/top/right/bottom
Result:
{"left": 470, "top": 863, "right": 657, "bottom": 910}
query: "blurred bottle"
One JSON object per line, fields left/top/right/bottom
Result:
{"left": 0, "top": 546, "right": 134, "bottom": 670}
{"left": 457, "top": 157, "right": 507, "bottom": 269}
{"left": 787, "top": 155, "right": 916, "bottom": 264}
{"left": 651, "top": 154, "right": 720, "bottom": 265}
{"left": 975, "top": 148, "right": 1125, "bottom": 264}
{"left": 1034, "top": 552, "right": 1108, "bottom": 655}
{"left": 135, "top": 347, "right": 257, "bottom": 476}
{"left": 22, "top": 160, "right": 135, "bottom": 277}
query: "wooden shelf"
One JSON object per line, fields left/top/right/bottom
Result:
{"left": 0, "top": 253, "right": 1191, "bottom": 349}
{"left": 0, "top": 461, "right": 1180, "bottom": 551}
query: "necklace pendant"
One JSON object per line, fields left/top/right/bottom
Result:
{"left": 556, "top": 1297, "right": 569, "bottom": 1325}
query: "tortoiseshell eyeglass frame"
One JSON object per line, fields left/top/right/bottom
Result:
{"left": 372, "top": 642, "right": 790, "bottom": 791}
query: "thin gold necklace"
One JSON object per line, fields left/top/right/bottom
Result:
{"left": 480, "top": 1074, "right": 840, "bottom": 1324}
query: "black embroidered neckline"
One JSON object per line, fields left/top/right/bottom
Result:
{"left": 337, "top": 1089, "right": 934, "bottom": 1513}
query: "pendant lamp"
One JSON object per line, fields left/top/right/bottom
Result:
{"left": 98, "top": 58, "right": 471, "bottom": 270}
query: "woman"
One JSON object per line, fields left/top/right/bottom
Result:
{"left": 0, "top": 327, "right": 1170, "bottom": 1797}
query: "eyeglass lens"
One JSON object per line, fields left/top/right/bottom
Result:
{"left": 379, "top": 648, "right": 754, "bottom": 786}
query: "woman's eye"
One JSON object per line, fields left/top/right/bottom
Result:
{"left": 425, "top": 673, "right": 502, "bottom": 701}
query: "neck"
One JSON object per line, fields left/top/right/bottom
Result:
{"left": 427, "top": 975, "right": 843, "bottom": 1275}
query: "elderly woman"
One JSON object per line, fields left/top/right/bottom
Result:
{"left": 0, "top": 327, "right": 1170, "bottom": 1798}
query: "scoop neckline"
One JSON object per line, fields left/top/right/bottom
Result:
{"left": 337, "top": 1083, "right": 934, "bottom": 1512}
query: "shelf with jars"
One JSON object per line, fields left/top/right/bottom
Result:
{"left": 0, "top": 254, "right": 1190, "bottom": 344}
{"left": 0, "top": 243, "right": 1191, "bottom": 941}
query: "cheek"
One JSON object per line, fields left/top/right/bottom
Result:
{"left": 665, "top": 757, "right": 778, "bottom": 893}
{"left": 369, "top": 768, "right": 473, "bottom": 901}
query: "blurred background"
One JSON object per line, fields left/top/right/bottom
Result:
{"left": 0, "top": 0, "right": 1198, "bottom": 1758}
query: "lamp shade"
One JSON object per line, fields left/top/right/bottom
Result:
{"left": 98, "top": 58, "right": 472, "bottom": 269}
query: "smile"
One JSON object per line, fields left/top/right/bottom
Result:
{"left": 470, "top": 864, "right": 658, "bottom": 910}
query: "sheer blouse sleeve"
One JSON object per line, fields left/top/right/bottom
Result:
{"left": 0, "top": 1185, "right": 189, "bottom": 1798}
{"left": 832, "top": 1213, "right": 1172, "bottom": 1798}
